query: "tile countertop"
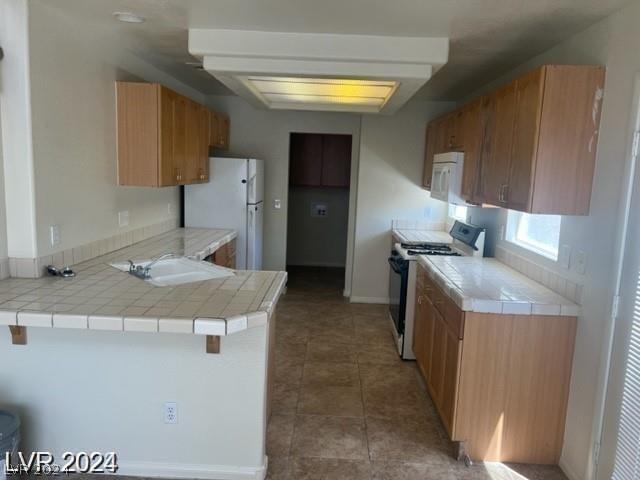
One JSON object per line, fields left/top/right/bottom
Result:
{"left": 0, "top": 228, "right": 287, "bottom": 336}
{"left": 392, "top": 228, "right": 453, "bottom": 245}
{"left": 418, "top": 256, "right": 580, "bottom": 317}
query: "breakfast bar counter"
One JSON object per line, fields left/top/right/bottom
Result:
{"left": 0, "top": 228, "right": 287, "bottom": 340}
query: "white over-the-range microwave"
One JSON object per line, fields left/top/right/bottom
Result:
{"left": 430, "top": 152, "right": 469, "bottom": 205}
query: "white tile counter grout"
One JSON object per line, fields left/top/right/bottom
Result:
{"left": 417, "top": 255, "right": 580, "bottom": 317}
{"left": 392, "top": 228, "right": 453, "bottom": 245}
{"left": 0, "top": 228, "right": 287, "bottom": 337}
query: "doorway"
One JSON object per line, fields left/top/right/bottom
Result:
{"left": 285, "top": 133, "right": 352, "bottom": 296}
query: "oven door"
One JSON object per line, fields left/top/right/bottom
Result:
{"left": 388, "top": 251, "right": 409, "bottom": 335}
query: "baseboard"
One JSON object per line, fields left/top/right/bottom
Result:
{"left": 116, "top": 458, "right": 267, "bottom": 480}
{"left": 349, "top": 296, "right": 389, "bottom": 304}
{"left": 559, "top": 457, "right": 582, "bottom": 480}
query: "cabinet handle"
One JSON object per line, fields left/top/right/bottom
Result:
{"left": 498, "top": 184, "right": 508, "bottom": 202}
{"left": 418, "top": 296, "right": 423, "bottom": 305}
{"left": 502, "top": 184, "right": 509, "bottom": 202}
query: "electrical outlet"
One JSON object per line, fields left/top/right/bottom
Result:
{"left": 273, "top": 199, "right": 281, "bottom": 210}
{"left": 118, "top": 210, "right": 129, "bottom": 228}
{"left": 164, "top": 402, "right": 178, "bottom": 424}
{"left": 49, "top": 225, "right": 60, "bottom": 247}
{"left": 575, "top": 250, "right": 587, "bottom": 275}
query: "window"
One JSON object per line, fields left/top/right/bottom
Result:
{"left": 505, "top": 210, "right": 561, "bottom": 260}
{"left": 448, "top": 204, "right": 467, "bottom": 222}
{"left": 612, "top": 272, "right": 640, "bottom": 480}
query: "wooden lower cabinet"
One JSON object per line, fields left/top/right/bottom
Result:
{"left": 209, "top": 239, "right": 237, "bottom": 269}
{"left": 413, "top": 264, "right": 577, "bottom": 463}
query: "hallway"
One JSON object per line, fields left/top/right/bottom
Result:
{"left": 267, "top": 268, "right": 569, "bottom": 479}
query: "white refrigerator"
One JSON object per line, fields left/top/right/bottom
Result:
{"left": 185, "top": 157, "right": 264, "bottom": 270}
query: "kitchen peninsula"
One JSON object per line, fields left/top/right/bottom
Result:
{"left": 0, "top": 228, "right": 286, "bottom": 479}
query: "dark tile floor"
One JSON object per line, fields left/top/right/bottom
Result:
{"left": 269, "top": 266, "right": 569, "bottom": 480}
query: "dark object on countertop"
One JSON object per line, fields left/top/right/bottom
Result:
{"left": 46, "top": 265, "right": 76, "bottom": 278}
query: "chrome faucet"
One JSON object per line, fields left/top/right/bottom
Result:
{"left": 128, "top": 253, "right": 176, "bottom": 280}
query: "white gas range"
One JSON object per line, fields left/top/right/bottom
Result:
{"left": 388, "top": 221, "right": 485, "bottom": 360}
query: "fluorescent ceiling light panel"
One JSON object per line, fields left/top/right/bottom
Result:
{"left": 189, "top": 29, "right": 449, "bottom": 114}
{"left": 246, "top": 77, "right": 398, "bottom": 109}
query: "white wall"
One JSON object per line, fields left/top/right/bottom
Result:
{"left": 460, "top": 5, "right": 639, "bottom": 479}
{"left": 349, "top": 101, "right": 451, "bottom": 302}
{"left": 204, "top": 95, "right": 362, "bottom": 276}
{"left": 0, "top": 326, "right": 269, "bottom": 479}
{"left": 23, "top": 1, "right": 212, "bottom": 258}
{"left": 0, "top": 103, "right": 7, "bottom": 262}
{"left": 0, "top": 0, "right": 38, "bottom": 259}
{"left": 286, "top": 187, "right": 350, "bottom": 267}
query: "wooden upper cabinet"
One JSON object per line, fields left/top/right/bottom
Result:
{"left": 289, "top": 133, "right": 323, "bottom": 186}
{"left": 459, "top": 99, "right": 483, "bottom": 202}
{"left": 527, "top": 65, "right": 604, "bottom": 214}
{"left": 321, "top": 134, "right": 352, "bottom": 187}
{"left": 289, "top": 133, "right": 352, "bottom": 187}
{"left": 421, "top": 64, "right": 604, "bottom": 214}
{"left": 477, "top": 83, "right": 517, "bottom": 206}
{"left": 508, "top": 67, "right": 545, "bottom": 211}
{"left": 116, "top": 82, "right": 214, "bottom": 187}
{"left": 209, "top": 110, "right": 230, "bottom": 150}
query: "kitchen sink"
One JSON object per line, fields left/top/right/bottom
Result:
{"left": 110, "top": 257, "right": 235, "bottom": 287}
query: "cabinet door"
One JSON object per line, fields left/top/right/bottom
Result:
{"left": 172, "top": 94, "right": 187, "bottom": 184}
{"left": 460, "top": 99, "right": 483, "bottom": 202}
{"left": 508, "top": 67, "right": 545, "bottom": 211}
{"left": 289, "top": 133, "right": 323, "bottom": 186}
{"left": 413, "top": 288, "right": 427, "bottom": 374}
{"left": 429, "top": 309, "right": 447, "bottom": 406}
{"left": 449, "top": 110, "right": 465, "bottom": 150}
{"left": 159, "top": 87, "right": 179, "bottom": 186}
{"left": 321, "top": 134, "right": 351, "bottom": 187}
{"left": 183, "top": 99, "right": 201, "bottom": 183}
{"left": 219, "top": 114, "right": 230, "bottom": 150}
{"left": 433, "top": 118, "right": 449, "bottom": 154}
{"left": 198, "top": 105, "right": 210, "bottom": 182}
{"left": 423, "top": 123, "right": 437, "bottom": 189}
{"left": 441, "top": 326, "right": 462, "bottom": 437}
{"left": 209, "top": 110, "right": 219, "bottom": 147}
{"left": 477, "top": 83, "right": 517, "bottom": 206}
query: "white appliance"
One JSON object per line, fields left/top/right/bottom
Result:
{"left": 431, "top": 152, "right": 466, "bottom": 205}
{"left": 185, "top": 157, "right": 264, "bottom": 270}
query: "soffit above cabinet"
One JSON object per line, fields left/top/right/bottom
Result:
{"left": 188, "top": 29, "right": 449, "bottom": 114}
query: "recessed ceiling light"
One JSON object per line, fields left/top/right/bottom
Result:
{"left": 112, "top": 11, "right": 145, "bottom": 23}
{"left": 245, "top": 77, "right": 398, "bottom": 110}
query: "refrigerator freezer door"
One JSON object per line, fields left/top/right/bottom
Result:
{"left": 185, "top": 157, "right": 248, "bottom": 269}
{"left": 247, "top": 159, "right": 264, "bottom": 204}
{"left": 246, "top": 202, "right": 263, "bottom": 270}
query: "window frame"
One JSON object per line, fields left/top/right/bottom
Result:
{"left": 448, "top": 204, "right": 468, "bottom": 222}
{"left": 505, "top": 210, "right": 561, "bottom": 261}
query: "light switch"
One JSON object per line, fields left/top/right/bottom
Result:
{"left": 118, "top": 210, "right": 129, "bottom": 228}
{"left": 274, "top": 199, "right": 281, "bottom": 210}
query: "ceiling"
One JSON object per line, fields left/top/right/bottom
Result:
{"left": 36, "top": 0, "right": 630, "bottom": 101}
